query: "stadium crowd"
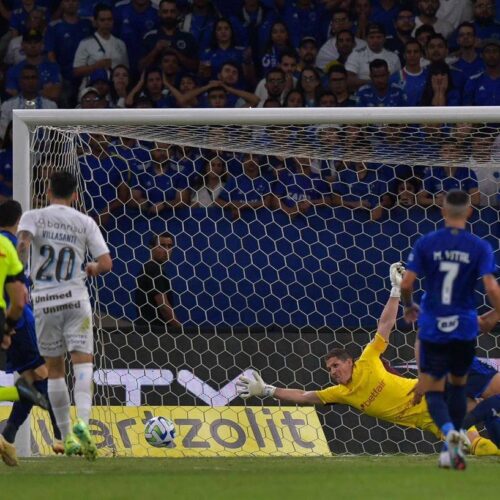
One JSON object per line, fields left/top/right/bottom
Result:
{"left": 0, "top": 0, "right": 499, "bottom": 213}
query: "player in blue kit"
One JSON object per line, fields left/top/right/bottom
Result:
{"left": 401, "top": 190, "right": 500, "bottom": 470}
{"left": 0, "top": 200, "right": 61, "bottom": 466}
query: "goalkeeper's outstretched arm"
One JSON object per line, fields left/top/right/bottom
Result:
{"left": 236, "top": 372, "right": 322, "bottom": 404}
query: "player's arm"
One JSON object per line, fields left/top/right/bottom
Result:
{"left": 153, "top": 291, "right": 181, "bottom": 328}
{"left": 236, "top": 371, "right": 322, "bottom": 404}
{"left": 478, "top": 309, "right": 500, "bottom": 334}
{"left": 16, "top": 230, "right": 33, "bottom": 266}
{"left": 377, "top": 262, "right": 405, "bottom": 342}
{"left": 483, "top": 274, "right": 500, "bottom": 316}
{"left": 400, "top": 270, "right": 419, "bottom": 323}
{"left": 4, "top": 279, "right": 26, "bottom": 323}
{"left": 85, "top": 253, "right": 112, "bottom": 277}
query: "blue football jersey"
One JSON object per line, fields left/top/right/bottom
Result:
{"left": 407, "top": 227, "right": 496, "bottom": 342}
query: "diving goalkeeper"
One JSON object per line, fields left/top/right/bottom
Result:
{"left": 237, "top": 263, "right": 499, "bottom": 461}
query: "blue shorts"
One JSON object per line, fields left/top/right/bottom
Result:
{"left": 5, "top": 308, "right": 45, "bottom": 374}
{"left": 419, "top": 339, "right": 476, "bottom": 379}
{"left": 465, "top": 358, "right": 498, "bottom": 399}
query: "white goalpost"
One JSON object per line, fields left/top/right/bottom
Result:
{"left": 10, "top": 107, "right": 500, "bottom": 457}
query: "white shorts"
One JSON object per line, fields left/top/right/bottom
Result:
{"left": 33, "top": 299, "right": 94, "bottom": 357}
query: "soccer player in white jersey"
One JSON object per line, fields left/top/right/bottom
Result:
{"left": 17, "top": 170, "right": 112, "bottom": 460}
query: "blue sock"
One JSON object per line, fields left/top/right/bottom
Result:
{"left": 463, "top": 395, "right": 500, "bottom": 429}
{"left": 426, "top": 391, "right": 455, "bottom": 436}
{"left": 447, "top": 384, "right": 467, "bottom": 430}
{"left": 2, "top": 399, "right": 33, "bottom": 443}
{"left": 34, "top": 379, "right": 61, "bottom": 441}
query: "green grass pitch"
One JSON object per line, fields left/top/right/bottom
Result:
{"left": 0, "top": 456, "right": 498, "bottom": 500}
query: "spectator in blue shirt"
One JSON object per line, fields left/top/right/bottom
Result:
{"left": 180, "top": 0, "right": 217, "bottom": 52}
{"left": 463, "top": 40, "right": 500, "bottom": 106}
{"left": 9, "top": 0, "right": 48, "bottom": 37}
{"left": 259, "top": 21, "right": 294, "bottom": 76}
{"left": 113, "top": 0, "right": 158, "bottom": 76}
{"left": 370, "top": 0, "right": 401, "bottom": 38}
{"left": 332, "top": 161, "right": 392, "bottom": 218}
{"left": 419, "top": 61, "right": 461, "bottom": 106}
{"left": 125, "top": 67, "right": 172, "bottom": 108}
{"left": 273, "top": 157, "right": 332, "bottom": 218}
{"left": 200, "top": 17, "right": 255, "bottom": 86}
{"left": 6, "top": 30, "right": 62, "bottom": 103}
{"left": 282, "top": 0, "right": 324, "bottom": 47}
{"left": 216, "top": 153, "right": 273, "bottom": 220}
{"left": 472, "top": 0, "right": 500, "bottom": 44}
{"left": 426, "top": 34, "right": 466, "bottom": 93}
{"left": 45, "top": 0, "right": 93, "bottom": 107}
{"left": 385, "top": 8, "right": 416, "bottom": 66}
{"left": 418, "top": 139, "right": 480, "bottom": 208}
{"left": 140, "top": 0, "right": 198, "bottom": 72}
{"left": 78, "top": 133, "right": 131, "bottom": 226}
{"left": 130, "top": 142, "right": 190, "bottom": 215}
{"left": 451, "top": 22, "right": 485, "bottom": 82}
{"left": 355, "top": 59, "right": 408, "bottom": 107}
{"left": 390, "top": 39, "right": 428, "bottom": 106}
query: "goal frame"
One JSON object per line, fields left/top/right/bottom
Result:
{"left": 10, "top": 106, "right": 500, "bottom": 457}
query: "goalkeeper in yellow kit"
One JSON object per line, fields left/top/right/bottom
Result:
{"left": 237, "top": 263, "right": 499, "bottom": 458}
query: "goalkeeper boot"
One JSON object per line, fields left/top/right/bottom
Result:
{"left": 64, "top": 432, "right": 82, "bottom": 457}
{"left": 15, "top": 378, "right": 49, "bottom": 410}
{"left": 52, "top": 439, "right": 65, "bottom": 455}
{"left": 73, "top": 419, "right": 97, "bottom": 461}
{"left": 446, "top": 430, "right": 466, "bottom": 471}
{"left": 0, "top": 434, "right": 18, "bottom": 467}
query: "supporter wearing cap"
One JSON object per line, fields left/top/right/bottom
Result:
{"left": 79, "top": 86, "right": 108, "bottom": 109}
{"left": 5, "top": 29, "right": 62, "bottom": 103}
{"left": 87, "top": 68, "right": 112, "bottom": 104}
{"left": 345, "top": 22, "right": 401, "bottom": 91}
{"left": 297, "top": 36, "right": 319, "bottom": 72}
{"left": 463, "top": 38, "right": 500, "bottom": 105}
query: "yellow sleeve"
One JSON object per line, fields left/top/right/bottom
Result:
{"left": 4, "top": 237, "right": 23, "bottom": 277}
{"left": 315, "top": 385, "right": 342, "bottom": 405}
{"left": 359, "top": 333, "right": 388, "bottom": 361}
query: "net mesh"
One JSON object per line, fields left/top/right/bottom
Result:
{"left": 19, "top": 117, "right": 500, "bottom": 456}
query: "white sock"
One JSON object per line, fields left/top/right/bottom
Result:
{"left": 73, "top": 363, "right": 93, "bottom": 424}
{"left": 48, "top": 378, "right": 72, "bottom": 439}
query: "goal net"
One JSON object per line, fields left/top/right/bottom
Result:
{"left": 11, "top": 107, "right": 500, "bottom": 457}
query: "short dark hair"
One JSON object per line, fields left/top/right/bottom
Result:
{"left": 405, "top": 39, "right": 423, "bottom": 51}
{"left": 428, "top": 33, "right": 448, "bottom": 47}
{"left": 414, "top": 25, "right": 435, "bottom": 38}
{"left": 279, "top": 48, "right": 298, "bottom": 62}
{"left": 328, "top": 64, "right": 347, "bottom": 77}
{"left": 445, "top": 190, "right": 470, "bottom": 207}
{"left": 369, "top": 58, "right": 389, "bottom": 72}
{"left": 93, "top": 3, "right": 112, "bottom": 19}
{"left": 50, "top": 170, "right": 77, "bottom": 198}
{"left": 149, "top": 232, "right": 174, "bottom": 248}
{"left": 0, "top": 200, "right": 22, "bottom": 227}
{"left": 207, "top": 85, "right": 227, "bottom": 95}
{"left": 325, "top": 348, "right": 353, "bottom": 363}
{"left": 21, "top": 63, "right": 38, "bottom": 76}
{"left": 335, "top": 29, "right": 354, "bottom": 41}
{"left": 266, "top": 67, "right": 285, "bottom": 81}
{"left": 457, "top": 21, "right": 476, "bottom": 35}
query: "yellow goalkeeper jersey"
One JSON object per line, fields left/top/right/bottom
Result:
{"left": 316, "top": 333, "right": 440, "bottom": 437}
{"left": 0, "top": 234, "right": 24, "bottom": 311}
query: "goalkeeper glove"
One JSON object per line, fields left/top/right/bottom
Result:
{"left": 236, "top": 371, "right": 276, "bottom": 399}
{"left": 389, "top": 262, "right": 405, "bottom": 298}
